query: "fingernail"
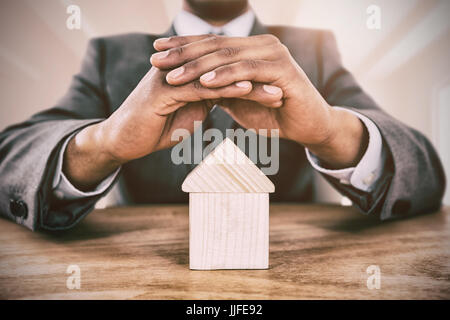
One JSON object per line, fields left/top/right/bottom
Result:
{"left": 167, "top": 66, "right": 185, "bottom": 79}
{"left": 152, "top": 51, "right": 169, "bottom": 60}
{"left": 155, "top": 37, "right": 170, "bottom": 44}
{"left": 236, "top": 81, "right": 251, "bottom": 88}
{"left": 200, "top": 71, "right": 216, "bottom": 82}
{"left": 263, "top": 84, "right": 282, "bottom": 95}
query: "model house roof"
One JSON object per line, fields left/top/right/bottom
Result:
{"left": 182, "top": 138, "right": 275, "bottom": 193}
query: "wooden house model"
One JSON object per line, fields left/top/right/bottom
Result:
{"left": 182, "top": 138, "right": 275, "bottom": 270}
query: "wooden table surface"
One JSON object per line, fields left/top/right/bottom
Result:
{"left": 0, "top": 204, "right": 449, "bottom": 300}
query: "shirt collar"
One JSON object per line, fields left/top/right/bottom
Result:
{"left": 173, "top": 9, "right": 255, "bottom": 37}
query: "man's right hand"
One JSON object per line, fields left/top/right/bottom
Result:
{"left": 100, "top": 66, "right": 255, "bottom": 161}
{"left": 62, "top": 66, "right": 257, "bottom": 191}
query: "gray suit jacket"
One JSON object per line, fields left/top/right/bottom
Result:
{"left": 0, "top": 19, "right": 446, "bottom": 231}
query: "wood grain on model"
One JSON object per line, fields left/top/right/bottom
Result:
{"left": 183, "top": 138, "right": 274, "bottom": 270}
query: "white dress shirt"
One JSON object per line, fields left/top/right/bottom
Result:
{"left": 52, "top": 9, "right": 386, "bottom": 200}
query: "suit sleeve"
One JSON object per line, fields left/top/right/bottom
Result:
{"left": 0, "top": 38, "right": 117, "bottom": 231}
{"left": 317, "top": 30, "right": 446, "bottom": 220}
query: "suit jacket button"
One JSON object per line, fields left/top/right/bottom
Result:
{"left": 9, "top": 199, "right": 28, "bottom": 219}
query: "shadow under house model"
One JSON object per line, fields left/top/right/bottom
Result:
{"left": 182, "top": 138, "right": 275, "bottom": 270}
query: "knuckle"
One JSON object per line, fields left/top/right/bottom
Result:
{"left": 193, "top": 81, "right": 203, "bottom": 90}
{"left": 208, "top": 34, "right": 219, "bottom": 41}
{"left": 264, "top": 34, "right": 280, "bottom": 44}
{"left": 220, "top": 47, "right": 240, "bottom": 57}
{"left": 216, "top": 65, "right": 233, "bottom": 76}
{"left": 167, "top": 36, "right": 176, "bottom": 44}
{"left": 171, "top": 46, "right": 184, "bottom": 57}
{"left": 207, "top": 35, "right": 221, "bottom": 48}
{"left": 184, "top": 59, "right": 198, "bottom": 71}
{"left": 170, "top": 36, "right": 185, "bottom": 45}
{"left": 244, "top": 59, "right": 259, "bottom": 69}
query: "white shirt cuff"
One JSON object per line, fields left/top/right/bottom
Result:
{"left": 305, "top": 106, "right": 385, "bottom": 192}
{"left": 52, "top": 132, "right": 120, "bottom": 201}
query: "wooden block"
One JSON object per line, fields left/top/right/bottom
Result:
{"left": 189, "top": 193, "right": 269, "bottom": 270}
{"left": 182, "top": 138, "right": 274, "bottom": 270}
{"left": 181, "top": 138, "right": 275, "bottom": 193}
